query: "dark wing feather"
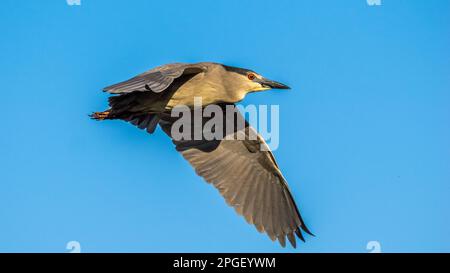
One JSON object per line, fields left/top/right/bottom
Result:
{"left": 103, "top": 63, "right": 205, "bottom": 94}
{"left": 124, "top": 113, "right": 160, "bottom": 134}
{"left": 158, "top": 104, "right": 312, "bottom": 247}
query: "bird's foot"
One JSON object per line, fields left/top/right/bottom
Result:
{"left": 90, "top": 111, "right": 110, "bottom": 120}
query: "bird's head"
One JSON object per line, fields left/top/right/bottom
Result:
{"left": 222, "top": 65, "right": 290, "bottom": 96}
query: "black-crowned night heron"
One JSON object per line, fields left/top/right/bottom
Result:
{"left": 91, "top": 62, "right": 312, "bottom": 248}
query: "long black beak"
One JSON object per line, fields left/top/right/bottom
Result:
{"left": 258, "top": 78, "right": 291, "bottom": 89}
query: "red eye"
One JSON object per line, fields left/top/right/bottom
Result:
{"left": 247, "top": 73, "right": 256, "bottom": 80}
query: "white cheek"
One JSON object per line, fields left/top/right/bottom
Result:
{"left": 250, "top": 82, "right": 264, "bottom": 91}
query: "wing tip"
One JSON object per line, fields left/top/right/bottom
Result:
{"left": 287, "top": 233, "right": 297, "bottom": 248}
{"left": 277, "top": 235, "right": 286, "bottom": 248}
{"left": 301, "top": 223, "right": 315, "bottom": 237}
{"left": 289, "top": 220, "right": 314, "bottom": 249}
{"left": 102, "top": 86, "right": 115, "bottom": 93}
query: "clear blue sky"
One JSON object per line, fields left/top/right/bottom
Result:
{"left": 0, "top": 0, "right": 449, "bottom": 253}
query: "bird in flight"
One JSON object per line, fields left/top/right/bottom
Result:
{"left": 91, "top": 62, "right": 312, "bottom": 247}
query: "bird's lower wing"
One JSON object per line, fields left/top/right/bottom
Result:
{"left": 158, "top": 104, "right": 311, "bottom": 247}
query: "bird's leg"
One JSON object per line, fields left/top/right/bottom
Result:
{"left": 90, "top": 111, "right": 110, "bottom": 120}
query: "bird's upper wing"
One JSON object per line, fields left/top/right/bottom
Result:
{"left": 103, "top": 63, "right": 206, "bottom": 94}
{"left": 158, "top": 104, "right": 312, "bottom": 247}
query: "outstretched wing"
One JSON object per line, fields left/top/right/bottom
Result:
{"left": 103, "top": 63, "right": 206, "bottom": 94}
{"left": 158, "top": 104, "right": 312, "bottom": 247}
